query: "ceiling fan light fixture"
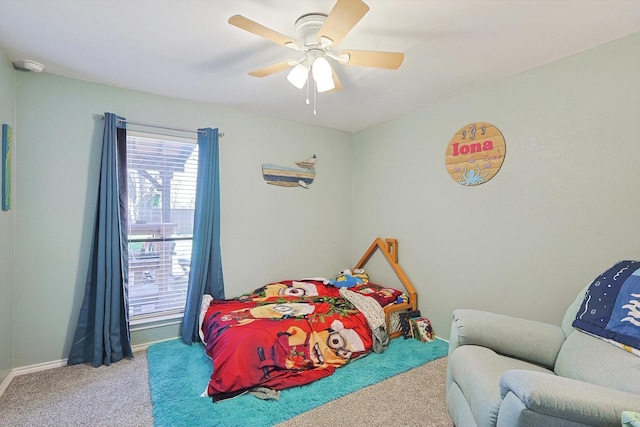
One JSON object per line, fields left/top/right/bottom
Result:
{"left": 316, "top": 80, "right": 335, "bottom": 93}
{"left": 315, "top": 75, "right": 335, "bottom": 93}
{"left": 311, "top": 56, "right": 334, "bottom": 92}
{"left": 287, "top": 62, "right": 309, "bottom": 89}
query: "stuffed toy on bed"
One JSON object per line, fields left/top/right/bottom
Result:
{"left": 324, "top": 268, "right": 369, "bottom": 288}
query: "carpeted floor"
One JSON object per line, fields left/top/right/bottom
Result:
{"left": 275, "top": 356, "right": 451, "bottom": 427}
{"left": 0, "top": 344, "right": 452, "bottom": 427}
{"left": 0, "top": 350, "right": 153, "bottom": 427}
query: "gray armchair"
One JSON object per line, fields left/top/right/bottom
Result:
{"left": 446, "top": 285, "right": 640, "bottom": 426}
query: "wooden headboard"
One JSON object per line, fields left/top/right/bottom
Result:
{"left": 353, "top": 238, "right": 418, "bottom": 338}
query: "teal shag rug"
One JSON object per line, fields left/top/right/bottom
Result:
{"left": 148, "top": 337, "right": 448, "bottom": 427}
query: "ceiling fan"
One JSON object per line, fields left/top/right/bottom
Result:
{"left": 228, "top": 0, "right": 404, "bottom": 96}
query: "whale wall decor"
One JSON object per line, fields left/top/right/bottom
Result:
{"left": 262, "top": 155, "right": 316, "bottom": 188}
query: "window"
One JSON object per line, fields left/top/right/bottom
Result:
{"left": 126, "top": 134, "right": 198, "bottom": 323}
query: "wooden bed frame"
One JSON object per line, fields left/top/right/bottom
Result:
{"left": 353, "top": 238, "right": 418, "bottom": 339}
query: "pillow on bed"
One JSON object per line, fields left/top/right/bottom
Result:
{"left": 199, "top": 294, "right": 214, "bottom": 343}
{"left": 572, "top": 260, "right": 640, "bottom": 352}
{"left": 350, "top": 283, "right": 403, "bottom": 307}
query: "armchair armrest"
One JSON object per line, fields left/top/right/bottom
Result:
{"left": 450, "top": 309, "right": 566, "bottom": 369}
{"left": 500, "top": 369, "right": 640, "bottom": 426}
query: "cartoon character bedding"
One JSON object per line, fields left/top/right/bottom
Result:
{"left": 199, "top": 271, "right": 406, "bottom": 401}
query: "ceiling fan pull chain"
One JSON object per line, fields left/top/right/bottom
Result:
{"left": 313, "top": 81, "right": 317, "bottom": 116}
{"left": 306, "top": 73, "right": 310, "bottom": 105}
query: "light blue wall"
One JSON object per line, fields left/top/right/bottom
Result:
{"left": 8, "top": 31, "right": 640, "bottom": 369}
{"left": 0, "top": 50, "right": 16, "bottom": 385}
{"left": 13, "top": 73, "right": 353, "bottom": 366}
{"left": 352, "top": 32, "right": 640, "bottom": 338}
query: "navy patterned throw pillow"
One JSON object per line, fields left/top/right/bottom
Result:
{"left": 573, "top": 260, "right": 640, "bottom": 351}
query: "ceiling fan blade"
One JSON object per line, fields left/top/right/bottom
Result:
{"left": 330, "top": 68, "right": 343, "bottom": 92}
{"left": 229, "top": 15, "right": 299, "bottom": 49}
{"left": 317, "top": 0, "right": 370, "bottom": 46}
{"left": 338, "top": 49, "right": 404, "bottom": 69}
{"left": 249, "top": 60, "right": 293, "bottom": 77}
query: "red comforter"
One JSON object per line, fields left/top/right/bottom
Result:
{"left": 201, "top": 279, "right": 382, "bottom": 401}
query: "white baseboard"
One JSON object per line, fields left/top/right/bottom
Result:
{"left": 13, "top": 358, "right": 69, "bottom": 376}
{"left": 0, "top": 371, "right": 15, "bottom": 397}
{"left": 131, "top": 337, "right": 177, "bottom": 352}
{"left": 0, "top": 357, "right": 66, "bottom": 398}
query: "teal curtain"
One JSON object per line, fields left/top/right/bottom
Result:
{"left": 181, "top": 127, "right": 224, "bottom": 344}
{"left": 68, "top": 112, "right": 133, "bottom": 366}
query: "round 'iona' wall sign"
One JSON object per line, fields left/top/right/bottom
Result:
{"left": 445, "top": 122, "right": 506, "bottom": 186}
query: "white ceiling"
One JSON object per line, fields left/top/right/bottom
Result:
{"left": 1, "top": 0, "right": 639, "bottom": 133}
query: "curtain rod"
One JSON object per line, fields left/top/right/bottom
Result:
{"left": 97, "top": 115, "right": 224, "bottom": 137}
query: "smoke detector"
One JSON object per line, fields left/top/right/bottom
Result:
{"left": 13, "top": 59, "right": 45, "bottom": 73}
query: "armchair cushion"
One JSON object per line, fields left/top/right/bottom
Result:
{"left": 449, "top": 345, "right": 554, "bottom": 426}
{"left": 554, "top": 330, "right": 640, "bottom": 394}
{"left": 622, "top": 411, "right": 640, "bottom": 427}
{"left": 452, "top": 309, "right": 566, "bottom": 369}
{"left": 497, "top": 392, "right": 585, "bottom": 427}
{"left": 500, "top": 369, "right": 640, "bottom": 426}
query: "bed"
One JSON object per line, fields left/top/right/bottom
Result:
{"left": 199, "top": 238, "right": 418, "bottom": 401}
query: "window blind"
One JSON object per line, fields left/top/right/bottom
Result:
{"left": 125, "top": 135, "right": 198, "bottom": 322}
